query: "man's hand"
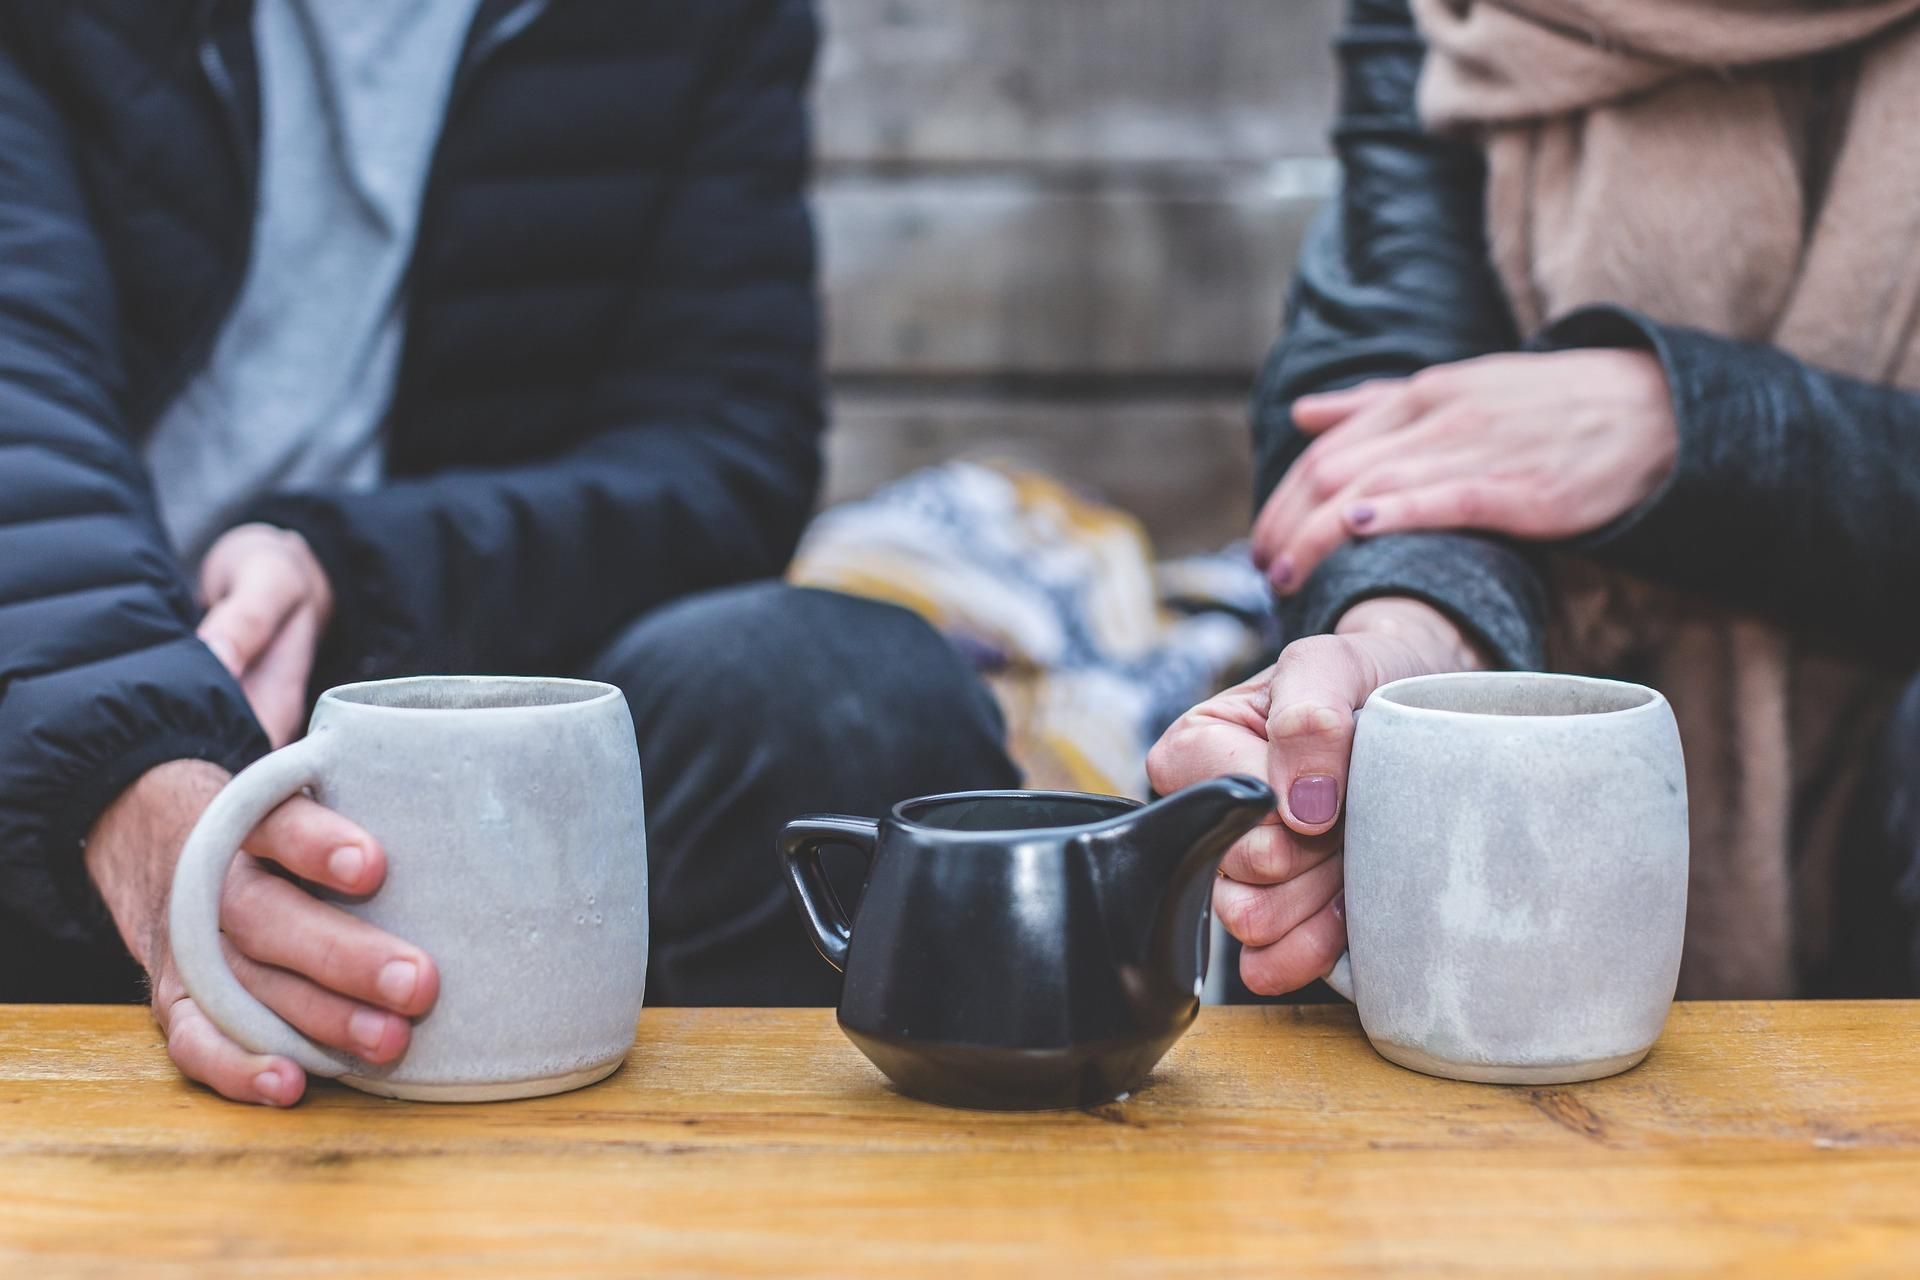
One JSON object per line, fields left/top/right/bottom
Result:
{"left": 86, "top": 760, "right": 439, "bottom": 1106}
{"left": 1252, "top": 350, "right": 1678, "bottom": 592}
{"left": 198, "top": 524, "right": 334, "bottom": 747}
{"left": 1146, "top": 598, "right": 1486, "bottom": 995}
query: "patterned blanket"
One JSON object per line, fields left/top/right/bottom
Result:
{"left": 789, "top": 462, "right": 1280, "bottom": 798}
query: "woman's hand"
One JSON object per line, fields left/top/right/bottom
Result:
{"left": 1146, "top": 597, "right": 1486, "bottom": 995}
{"left": 1251, "top": 350, "right": 1678, "bottom": 593}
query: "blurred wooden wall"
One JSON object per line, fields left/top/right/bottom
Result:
{"left": 811, "top": 0, "right": 1343, "bottom": 552}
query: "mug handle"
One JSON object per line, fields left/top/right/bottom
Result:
{"left": 779, "top": 815, "right": 879, "bottom": 973}
{"left": 167, "top": 735, "right": 355, "bottom": 1077}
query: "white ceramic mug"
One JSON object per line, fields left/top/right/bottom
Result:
{"left": 168, "top": 676, "right": 649, "bottom": 1101}
{"left": 1326, "top": 672, "right": 1688, "bottom": 1084}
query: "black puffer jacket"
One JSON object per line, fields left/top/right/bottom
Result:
{"left": 1259, "top": 0, "right": 1920, "bottom": 674}
{"left": 0, "top": 0, "right": 821, "bottom": 999}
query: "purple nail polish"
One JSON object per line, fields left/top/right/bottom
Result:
{"left": 1271, "top": 556, "right": 1296, "bottom": 591}
{"left": 1331, "top": 892, "right": 1346, "bottom": 924}
{"left": 1289, "top": 775, "right": 1339, "bottom": 826}
{"left": 1347, "top": 502, "right": 1376, "bottom": 529}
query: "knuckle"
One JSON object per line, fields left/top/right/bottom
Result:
{"left": 1239, "top": 834, "right": 1298, "bottom": 884}
{"left": 1359, "top": 468, "right": 1402, "bottom": 495}
{"left": 1290, "top": 454, "right": 1323, "bottom": 495}
{"left": 1269, "top": 699, "right": 1351, "bottom": 741}
{"left": 1274, "top": 633, "right": 1344, "bottom": 671}
{"left": 1433, "top": 402, "right": 1488, "bottom": 436}
{"left": 1144, "top": 738, "right": 1180, "bottom": 792}
{"left": 1213, "top": 884, "right": 1262, "bottom": 944}
{"left": 1239, "top": 948, "right": 1293, "bottom": 997}
{"left": 220, "top": 864, "right": 283, "bottom": 935}
{"left": 1304, "top": 460, "right": 1344, "bottom": 503}
{"left": 1408, "top": 366, "right": 1454, "bottom": 403}
{"left": 1452, "top": 486, "right": 1486, "bottom": 524}
{"left": 233, "top": 605, "right": 276, "bottom": 636}
{"left": 306, "top": 929, "right": 354, "bottom": 990}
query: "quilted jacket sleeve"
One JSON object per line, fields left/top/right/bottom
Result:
{"left": 0, "top": 41, "right": 269, "bottom": 954}
{"left": 1251, "top": 0, "right": 1547, "bottom": 670}
{"left": 245, "top": 0, "right": 825, "bottom": 683}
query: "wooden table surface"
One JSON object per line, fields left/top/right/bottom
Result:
{"left": 2, "top": 1002, "right": 1917, "bottom": 1277}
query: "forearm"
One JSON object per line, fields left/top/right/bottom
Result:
{"left": 1546, "top": 307, "right": 1920, "bottom": 661}
{"left": 83, "top": 760, "right": 229, "bottom": 972}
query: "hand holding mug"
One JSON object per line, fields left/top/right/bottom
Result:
{"left": 1146, "top": 597, "right": 1488, "bottom": 994}
{"left": 85, "top": 759, "right": 439, "bottom": 1106}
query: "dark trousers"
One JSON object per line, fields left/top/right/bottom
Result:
{"left": 1824, "top": 672, "right": 1920, "bottom": 997}
{"left": 585, "top": 582, "right": 1020, "bottom": 1005}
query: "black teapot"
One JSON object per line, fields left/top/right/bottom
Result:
{"left": 779, "top": 776, "right": 1274, "bottom": 1109}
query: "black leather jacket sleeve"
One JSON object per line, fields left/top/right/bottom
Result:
{"left": 1253, "top": 0, "right": 1548, "bottom": 670}
{"left": 1542, "top": 307, "right": 1920, "bottom": 668}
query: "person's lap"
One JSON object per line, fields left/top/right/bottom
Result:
{"left": 583, "top": 581, "right": 1020, "bottom": 1006}
{"left": 1822, "top": 672, "right": 1920, "bottom": 996}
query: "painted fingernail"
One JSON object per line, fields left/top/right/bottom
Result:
{"left": 1289, "top": 775, "right": 1339, "bottom": 825}
{"left": 349, "top": 1008, "right": 388, "bottom": 1054}
{"left": 1347, "top": 502, "right": 1376, "bottom": 529}
{"left": 1271, "top": 555, "right": 1296, "bottom": 591}
{"left": 327, "top": 845, "right": 365, "bottom": 885}
{"left": 1331, "top": 892, "right": 1347, "bottom": 924}
{"left": 254, "top": 1070, "right": 286, "bottom": 1103}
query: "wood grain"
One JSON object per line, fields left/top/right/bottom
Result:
{"left": 814, "top": 0, "right": 1344, "bottom": 167}
{"left": 3, "top": 1003, "right": 1918, "bottom": 1277}
{"left": 819, "top": 174, "right": 1322, "bottom": 377}
{"left": 808, "top": 1, "right": 1344, "bottom": 543}
{"left": 824, "top": 390, "right": 1256, "bottom": 553}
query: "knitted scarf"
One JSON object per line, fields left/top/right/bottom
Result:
{"left": 1411, "top": 0, "right": 1920, "bottom": 995}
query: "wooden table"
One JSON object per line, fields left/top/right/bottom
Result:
{"left": 2, "top": 1003, "right": 1917, "bottom": 1277}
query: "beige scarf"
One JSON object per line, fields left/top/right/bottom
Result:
{"left": 1410, "top": 0, "right": 1920, "bottom": 996}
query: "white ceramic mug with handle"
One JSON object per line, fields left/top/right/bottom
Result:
{"left": 1325, "top": 671, "right": 1688, "bottom": 1084}
{"left": 168, "top": 675, "right": 649, "bottom": 1101}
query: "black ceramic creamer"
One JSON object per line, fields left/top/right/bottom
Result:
{"left": 779, "top": 776, "right": 1273, "bottom": 1109}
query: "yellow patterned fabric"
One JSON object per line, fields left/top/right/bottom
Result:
{"left": 789, "top": 462, "right": 1275, "bottom": 798}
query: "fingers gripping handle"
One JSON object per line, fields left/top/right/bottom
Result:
{"left": 166, "top": 737, "right": 354, "bottom": 1076}
{"left": 779, "top": 816, "right": 879, "bottom": 973}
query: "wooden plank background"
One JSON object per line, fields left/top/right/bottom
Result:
{"left": 813, "top": 0, "right": 1343, "bottom": 552}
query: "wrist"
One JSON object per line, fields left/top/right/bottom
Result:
{"left": 84, "top": 760, "right": 230, "bottom": 971}
{"left": 1334, "top": 597, "right": 1490, "bottom": 674}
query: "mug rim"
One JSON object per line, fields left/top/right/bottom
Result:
{"left": 1367, "top": 670, "right": 1667, "bottom": 723}
{"left": 318, "top": 674, "right": 623, "bottom": 715}
{"left": 890, "top": 788, "right": 1142, "bottom": 839}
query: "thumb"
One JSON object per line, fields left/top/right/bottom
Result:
{"left": 1264, "top": 635, "right": 1377, "bottom": 836}
{"left": 197, "top": 557, "right": 303, "bottom": 680}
